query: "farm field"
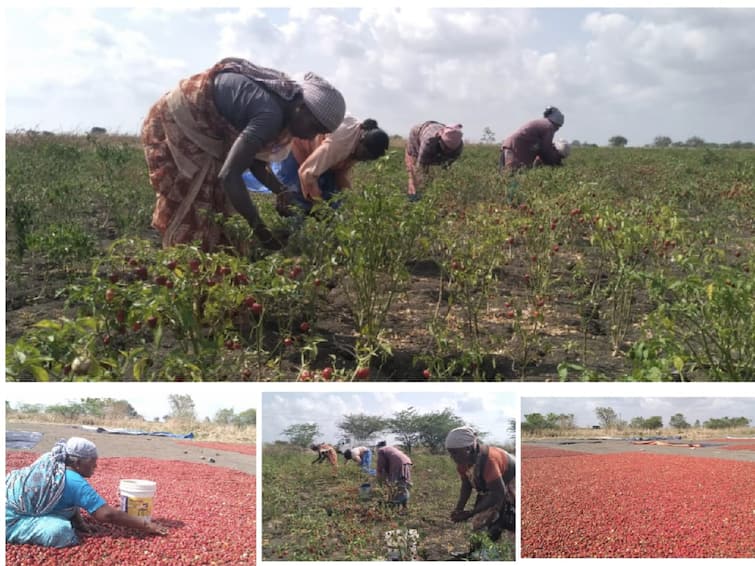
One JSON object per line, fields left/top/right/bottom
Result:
{"left": 5, "top": 422, "right": 256, "bottom": 564}
{"left": 521, "top": 438, "right": 755, "bottom": 558}
{"left": 261, "top": 444, "right": 515, "bottom": 561}
{"left": 6, "top": 133, "right": 754, "bottom": 380}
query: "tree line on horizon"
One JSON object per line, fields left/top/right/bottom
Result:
{"left": 6, "top": 395, "right": 256, "bottom": 427}
{"left": 10, "top": 127, "right": 755, "bottom": 150}
{"left": 523, "top": 406, "right": 751, "bottom": 433}
{"left": 278, "top": 406, "right": 516, "bottom": 454}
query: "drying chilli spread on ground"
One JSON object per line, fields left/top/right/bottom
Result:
{"left": 5, "top": 451, "right": 256, "bottom": 565}
{"left": 522, "top": 451, "right": 755, "bottom": 558}
{"left": 174, "top": 440, "right": 257, "bottom": 456}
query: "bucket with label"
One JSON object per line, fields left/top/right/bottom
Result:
{"left": 119, "top": 479, "right": 156, "bottom": 521}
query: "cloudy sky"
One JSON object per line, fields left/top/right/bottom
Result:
{"left": 261, "top": 390, "right": 517, "bottom": 445}
{"left": 5, "top": 5, "right": 755, "bottom": 146}
{"left": 4, "top": 382, "right": 256, "bottom": 422}
{"left": 521, "top": 397, "right": 755, "bottom": 428}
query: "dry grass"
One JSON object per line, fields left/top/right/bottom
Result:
{"left": 6, "top": 414, "right": 255, "bottom": 443}
{"left": 523, "top": 426, "right": 754, "bottom": 441}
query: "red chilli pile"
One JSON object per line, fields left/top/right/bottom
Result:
{"left": 522, "top": 451, "right": 755, "bottom": 558}
{"left": 175, "top": 440, "right": 256, "bottom": 456}
{"left": 6, "top": 452, "right": 256, "bottom": 565}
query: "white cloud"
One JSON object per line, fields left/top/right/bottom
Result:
{"left": 5, "top": 383, "right": 256, "bottom": 422}
{"left": 262, "top": 392, "right": 516, "bottom": 446}
{"left": 5, "top": 8, "right": 755, "bottom": 144}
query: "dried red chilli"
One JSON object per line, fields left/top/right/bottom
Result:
{"left": 6, "top": 452, "right": 256, "bottom": 565}
{"left": 522, "top": 451, "right": 755, "bottom": 558}
{"left": 174, "top": 440, "right": 256, "bottom": 456}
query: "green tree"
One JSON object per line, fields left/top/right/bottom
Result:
{"left": 282, "top": 422, "right": 320, "bottom": 447}
{"left": 704, "top": 416, "right": 750, "bottom": 429}
{"left": 480, "top": 126, "right": 496, "bottom": 144}
{"left": 107, "top": 400, "right": 139, "bottom": 419}
{"left": 669, "top": 413, "right": 690, "bottom": 430}
{"left": 685, "top": 136, "right": 705, "bottom": 147}
{"left": 629, "top": 416, "right": 645, "bottom": 429}
{"left": 214, "top": 408, "right": 237, "bottom": 425}
{"left": 609, "top": 135, "right": 628, "bottom": 147}
{"left": 168, "top": 394, "right": 196, "bottom": 421}
{"left": 653, "top": 135, "right": 673, "bottom": 148}
{"left": 236, "top": 408, "right": 256, "bottom": 427}
{"left": 17, "top": 403, "right": 45, "bottom": 414}
{"left": 522, "top": 413, "right": 553, "bottom": 433}
{"left": 46, "top": 403, "right": 82, "bottom": 420}
{"left": 389, "top": 407, "right": 422, "bottom": 452}
{"left": 595, "top": 406, "right": 619, "bottom": 429}
{"left": 414, "top": 408, "right": 466, "bottom": 453}
{"left": 644, "top": 416, "right": 663, "bottom": 429}
{"left": 337, "top": 414, "right": 389, "bottom": 444}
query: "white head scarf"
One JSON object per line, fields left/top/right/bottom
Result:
{"left": 300, "top": 72, "right": 346, "bottom": 132}
{"left": 555, "top": 138, "right": 571, "bottom": 158}
{"left": 445, "top": 426, "right": 478, "bottom": 450}
{"left": 64, "top": 437, "right": 98, "bottom": 459}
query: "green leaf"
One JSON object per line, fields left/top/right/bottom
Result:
{"left": 30, "top": 366, "right": 50, "bottom": 381}
{"left": 33, "top": 319, "right": 63, "bottom": 330}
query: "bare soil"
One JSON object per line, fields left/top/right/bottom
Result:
{"left": 5, "top": 226, "right": 636, "bottom": 381}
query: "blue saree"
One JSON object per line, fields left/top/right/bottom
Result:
{"left": 6, "top": 445, "right": 80, "bottom": 548}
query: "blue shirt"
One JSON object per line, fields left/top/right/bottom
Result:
{"left": 51, "top": 469, "right": 106, "bottom": 515}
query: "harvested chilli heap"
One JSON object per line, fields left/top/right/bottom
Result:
{"left": 5, "top": 451, "right": 256, "bottom": 565}
{"left": 522, "top": 451, "right": 755, "bottom": 558}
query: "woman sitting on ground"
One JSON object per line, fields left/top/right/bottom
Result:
{"left": 6, "top": 437, "right": 167, "bottom": 548}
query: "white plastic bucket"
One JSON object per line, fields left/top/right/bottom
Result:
{"left": 119, "top": 479, "right": 156, "bottom": 521}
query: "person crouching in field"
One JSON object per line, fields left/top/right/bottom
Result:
{"left": 141, "top": 57, "right": 345, "bottom": 252}
{"left": 343, "top": 446, "right": 376, "bottom": 476}
{"left": 445, "top": 427, "right": 516, "bottom": 542}
{"left": 499, "top": 106, "right": 569, "bottom": 173}
{"left": 6, "top": 438, "right": 167, "bottom": 548}
{"left": 310, "top": 443, "right": 339, "bottom": 470}
{"left": 272, "top": 115, "right": 390, "bottom": 217}
{"left": 405, "top": 121, "right": 464, "bottom": 201}
{"left": 376, "top": 442, "right": 413, "bottom": 507}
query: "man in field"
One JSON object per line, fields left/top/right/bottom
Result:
{"left": 343, "top": 446, "right": 376, "bottom": 475}
{"left": 445, "top": 427, "right": 516, "bottom": 542}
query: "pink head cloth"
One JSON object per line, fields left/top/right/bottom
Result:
{"left": 440, "top": 124, "right": 463, "bottom": 150}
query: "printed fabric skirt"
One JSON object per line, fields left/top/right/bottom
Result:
{"left": 140, "top": 76, "right": 236, "bottom": 251}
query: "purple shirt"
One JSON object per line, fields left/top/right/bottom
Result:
{"left": 377, "top": 446, "right": 413, "bottom": 483}
{"left": 406, "top": 121, "right": 463, "bottom": 167}
{"left": 502, "top": 118, "right": 562, "bottom": 168}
